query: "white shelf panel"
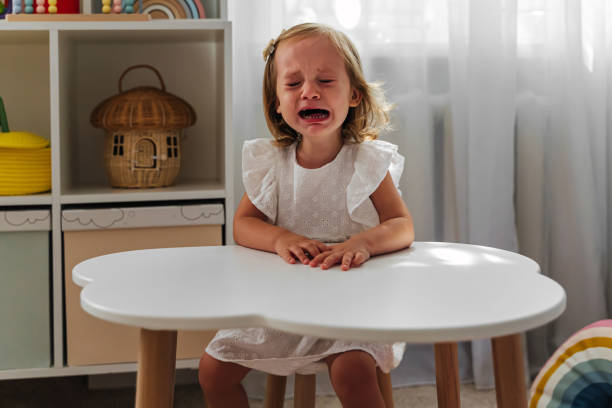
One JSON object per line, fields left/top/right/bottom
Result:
{"left": 0, "top": 358, "right": 199, "bottom": 381}
{"left": 60, "top": 180, "right": 225, "bottom": 204}
{"left": 0, "top": 20, "right": 229, "bottom": 32}
{"left": 0, "top": 194, "right": 52, "bottom": 206}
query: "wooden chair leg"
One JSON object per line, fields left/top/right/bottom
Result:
{"left": 264, "top": 374, "right": 287, "bottom": 408}
{"left": 376, "top": 368, "right": 394, "bottom": 408}
{"left": 294, "top": 374, "right": 316, "bottom": 408}
{"left": 434, "top": 342, "right": 461, "bottom": 408}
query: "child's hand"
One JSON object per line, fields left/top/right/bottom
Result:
{"left": 274, "top": 231, "right": 330, "bottom": 265}
{"left": 309, "top": 237, "right": 371, "bottom": 271}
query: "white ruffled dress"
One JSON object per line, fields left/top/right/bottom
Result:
{"left": 205, "top": 138, "right": 406, "bottom": 375}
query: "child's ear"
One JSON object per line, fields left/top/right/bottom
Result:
{"left": 349, "top": 88, "right": 362, "bottom": 107}
{"left": 275, "top": 99, "right": 281, "bottom": 114}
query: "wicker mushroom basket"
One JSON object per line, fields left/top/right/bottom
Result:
{"left": 90, "top": 65, "right": 196, "bottom": 188}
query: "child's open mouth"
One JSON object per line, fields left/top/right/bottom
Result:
{"left": 299, "top": 109, "right": 330, "bottom": 120}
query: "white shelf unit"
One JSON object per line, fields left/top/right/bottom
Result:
{"left": 59, "top": 180, "right": 226, "bottom": 204}
{"left": 0, "top": 20, "right": 233, "bottom": 380}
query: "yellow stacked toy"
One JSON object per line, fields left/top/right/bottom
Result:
{"left": 0, "top": 97, "right": 51, "bottom": 195}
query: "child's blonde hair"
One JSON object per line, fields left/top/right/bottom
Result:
{"left": 262, "top": 23, "right": 392, "bottom": 147}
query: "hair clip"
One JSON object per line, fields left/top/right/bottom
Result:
{"left": 263, "top": 38, "right": 276, "bottom": 62}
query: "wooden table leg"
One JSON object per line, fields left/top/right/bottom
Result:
{"left": 135, "top": 329, "right": 178, "bottom": 408}
{"left": 434, "top": 342, "right": 461, "bottom": 408}
{"left": 492, "top": 334, "right": 527, "bottom": 408}
{"left": 263, "top": 374, "right": 287, "bottom": 408}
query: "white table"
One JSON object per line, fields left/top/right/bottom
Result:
{"left": 73, "top": 242, "right": 566, "bottom": 408}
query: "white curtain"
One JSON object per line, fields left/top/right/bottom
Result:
{"left": 516, "top": 0, "right": 612, "bottom": 372}
{"left": 228, "top": 0, "right": 612, "bottom": 394}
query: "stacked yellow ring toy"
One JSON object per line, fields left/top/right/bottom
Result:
{"left": 0, "top": 97, "right": 51, "bottom": 196}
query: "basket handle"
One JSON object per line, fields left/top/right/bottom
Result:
{"left": 118, "top": 65, "right": 166, "bottom": 93}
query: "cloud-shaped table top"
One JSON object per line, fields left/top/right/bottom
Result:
{"left": 73, "top": 242, "right": 566, "bottom": 343}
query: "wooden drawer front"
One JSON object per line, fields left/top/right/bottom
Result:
{"left": 63, "top": 204, "right": 223, "bottom": 366}
{"left": 0, "top": 210, "right": 51, "bottom": 370}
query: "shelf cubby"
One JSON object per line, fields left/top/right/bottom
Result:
{"left": 57, "top": 25, "right": 227, "bottom": 202}
{"left": 0, "top": 31, "right": 52, "bottom": 206}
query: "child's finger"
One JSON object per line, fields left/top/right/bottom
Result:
{"left": 309, "top": 251, "right": 326, "bottom": 266}
{"left": 321, "top": 252, "right": 343, "bottom": 270}
{"left": 317, "top": 242, "right": 330, "bottom": 252}
{"left": 309, "top": 251, "right": 331, "bottom": 267}
{"left": 352, "top": 252, "right": 367, "bottom": 267}
{"left": 278, "top": 249, "right": 296, "bottom": 264}
{"left": 341, "top": 252, "right": 354, "bottom": 271}
{"left": 302, "top": 243, "right": 321, "bottom": 258}
{"left": 290, "top": 246, "right": 309, "bottom": 264}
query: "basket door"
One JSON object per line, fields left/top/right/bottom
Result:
{"left": 134, "top": 138, "right": 156, "bottom": 168}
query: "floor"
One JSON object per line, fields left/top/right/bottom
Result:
{"left": 0, "top": 375, "right": 498, "bottom": 408}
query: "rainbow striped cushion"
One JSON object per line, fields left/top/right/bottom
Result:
{"left": 529, "top": 320, "right": 612, "bottom": 408}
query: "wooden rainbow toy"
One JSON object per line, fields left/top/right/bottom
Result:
{"left": 529, "top": 320, "right": 612, "bottom": 407}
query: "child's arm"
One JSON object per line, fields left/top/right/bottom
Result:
{"left": 309, "top": 172, "right": 414, "bottom": 271}
{"left": 233, "top": 193, "right": 330, "bottom": 265}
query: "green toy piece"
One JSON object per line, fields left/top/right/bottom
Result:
{"left": 0, "top": 97, "right": 9, "bottom": 133}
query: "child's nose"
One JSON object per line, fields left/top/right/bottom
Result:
{"left": 301, "top": 81, "right": 321, "bottom": 100}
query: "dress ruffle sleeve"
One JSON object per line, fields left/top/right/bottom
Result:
{"left": 242, "top": 138, "right": 279, "bottom": 223}
{"left": 347, "top": 140, "right": 405, "bottom": 228}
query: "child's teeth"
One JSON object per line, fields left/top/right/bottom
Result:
{"left": 305, "top": 111, "right": 327, "bottom": 119}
